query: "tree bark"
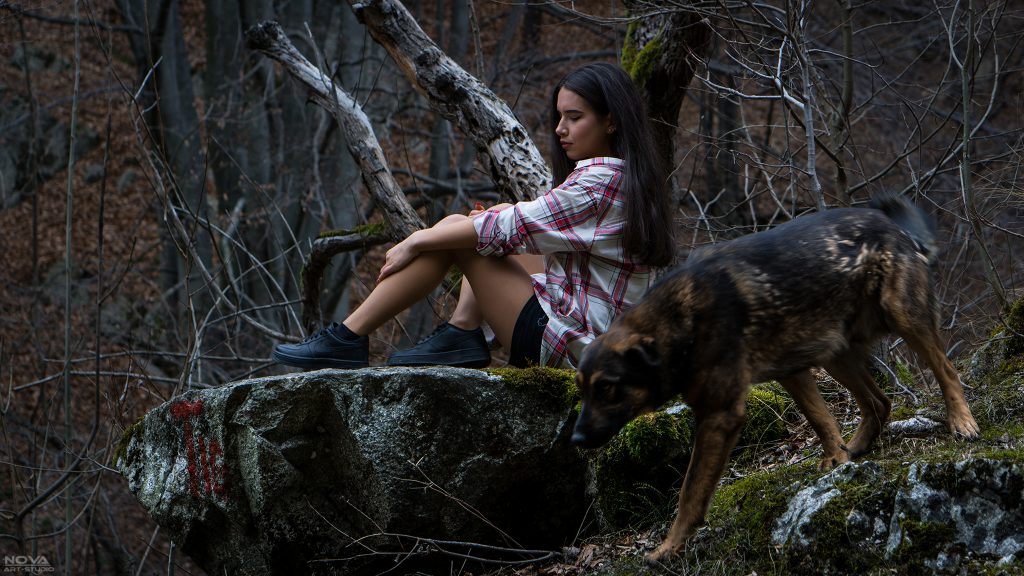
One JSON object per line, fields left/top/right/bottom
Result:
{"left": 622, "top": 1, "right": 712, "bottom": 184}
{"left": 346, "top": 0, "right": 551, "bottom": 202}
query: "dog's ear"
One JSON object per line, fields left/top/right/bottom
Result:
{"left": 623, "top": 336, "right": 659, "bottom": 370}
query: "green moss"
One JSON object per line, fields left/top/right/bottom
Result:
{"left": 629, "top": 35, "right": 662, "bottom": 86}
{"left": 1005, "top": 297, "right": 1024, "bottom": 358}
{"left": 974, "top": 447, "right": 1024, "bottom": 462}
{"left": 593, "top": 409, "right": 694, "bottom": 528}
{"left": 895, "top": 360, "right": 915, "bottom": 387}
{"left": 740, "top": 382, "right": 796, "bottom": 447}
{"left": 893, "top": 519, "right": 964, "bottom": 575}
{"left": 620, "top": 22, "right": 638, "bottom": 73}
{"left": 317, "top": 221, "right": 388, "bottom": 239}
{"left": 590, "top": 382, "right": 794, "bottom": 530}
{"left": 980, "top": 421, "right": 1024, "bottom": 443}
{"left": 621, "top": 21, "right": 663, "bottom": 86}
{"left": 687, "top": 463, "right": 814, "bottom": 571}
{"left": 112, "top": 416, "right": 145, "bottom": 469}
{"left": 486, "top": 366, "right": 578, "bottom": 410}
{"left": 889, "top": 404, "right": 915, "bottom": 421}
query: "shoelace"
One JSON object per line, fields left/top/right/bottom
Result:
{"left": 415, "top": 323, "right": 452, "bottom": 345}
{"left": 302, "top": 322, "right": 342, "bottom": 343}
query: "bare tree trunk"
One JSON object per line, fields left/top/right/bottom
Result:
{"left": 118, "top": 0, "right": 211, "bottom": 313}
{"left": 320, "top": 2, "right": 363, "bottom": 323}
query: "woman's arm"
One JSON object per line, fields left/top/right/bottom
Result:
{"left": 377, "top": 216, "right": 478, "bottom": 281}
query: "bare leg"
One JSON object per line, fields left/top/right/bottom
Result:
{"left": 450, "top": 254, "right": 544, "bottom": 331}
{"left": 344, "top": 248, "right": 536, "bottom": 348}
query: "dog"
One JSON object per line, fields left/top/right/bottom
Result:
{"left": 571, "top": 195, "right": 980, "bottom": 562}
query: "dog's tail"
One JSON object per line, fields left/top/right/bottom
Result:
{"left": 869, "top": 193, "right": 939, "bottom": 264}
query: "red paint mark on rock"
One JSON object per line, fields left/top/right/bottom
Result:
{"left": 170, "top": 399, "right": 203, "bottom": 419}
{"left": 170, "top": 399, "right": 226, "bottom": 500}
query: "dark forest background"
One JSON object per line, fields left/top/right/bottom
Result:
{"left": 0, "top": 0, "right": 1021, "bottom": 573}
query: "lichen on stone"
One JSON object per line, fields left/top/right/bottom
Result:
{"left": 112, "top": 415, "right": 145, "bottom": 469}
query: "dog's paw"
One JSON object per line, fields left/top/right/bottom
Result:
{"left": 644, "top": 542, "right": 682, "bottom": 565}
{"left": 949, "top": 412, "right": 980, "bottom": 440}
{"left": 818, "top": 451, "right": 850, "bottom": 471}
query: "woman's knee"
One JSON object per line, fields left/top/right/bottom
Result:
{"left": 435, "top": 213, "right": 469, "bottom": 227}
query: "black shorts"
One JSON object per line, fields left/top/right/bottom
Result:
{"left": 508, "top": 295, "right": 549, "bottom": 368}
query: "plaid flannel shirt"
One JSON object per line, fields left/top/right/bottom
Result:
{"left": 473, "top": 157, "right": 653, "bottom": 368}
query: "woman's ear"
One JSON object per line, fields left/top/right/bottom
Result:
{"left": 604, "top": 114, "right": 616, "bottom": 135}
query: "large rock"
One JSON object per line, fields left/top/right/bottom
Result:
{"left": 766, "top": 458, "right": 1024, "bottom": 574}
{"left": 116, "top": 367, "right": 586, "bottom": 575}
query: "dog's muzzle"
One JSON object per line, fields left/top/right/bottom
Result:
{"left": 571, "top": 407, "right": 619, "bottom": 449}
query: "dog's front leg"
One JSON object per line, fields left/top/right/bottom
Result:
{"left": 646, "top": 402, "right": 746, "bottom": 564}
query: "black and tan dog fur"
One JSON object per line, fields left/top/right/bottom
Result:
{"left": 571, "top": 195, "right": 980, "bottom": 562}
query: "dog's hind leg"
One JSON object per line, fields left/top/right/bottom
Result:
{"left": 778, "top": 370, "right": 849, "bottom": 470}
{"left": 647, "top": 398, "right": 747, "bottom": 563}
{"left": 823, "top": 349, "right": 891, "bottom": 458}
{"left": 898, "top": 327, "right": 980, "bottom": 439}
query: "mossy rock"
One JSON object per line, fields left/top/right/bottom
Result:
{"left": 486, "top": 366, "right": 578, "bottom": 410}
{"left": 111, "top": 416, "right": 145, "bottom": 469}
{"left": 665, "top": 462, "right": 819, "bottom": 574}
{"left": 963, "top": 297, "right": 1024, "bottom": 433}
{"left": 591, "top": 383, "right": 796, "bottom": 529}
{"left": 1002, "top": 296, "right": 1024, "bottom": 359}
{"left": 892, "top": 519, "right": 965, "bottom": 575}
{"left": 592, "top": 407, "right": 693, "bottom": 528}
{"left": 740, "top": 382, "right": 798, "bottom": 448}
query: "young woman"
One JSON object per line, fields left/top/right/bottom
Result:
{"left": 273, "top": 62, "right": 674, "bottom": 370}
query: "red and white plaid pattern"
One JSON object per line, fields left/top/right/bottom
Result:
{"left": 473, "top": 157, "right": 653, "bottom": 368}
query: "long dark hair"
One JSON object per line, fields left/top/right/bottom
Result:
{"left": 549, "top": 62, "right": 674, "bottom": 267}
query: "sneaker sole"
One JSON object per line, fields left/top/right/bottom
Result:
{"left": 385, "top": 353, "right": 491, "bottom": 369}
{"left": 272, "top": 349, "right": 368, "bottom": 369}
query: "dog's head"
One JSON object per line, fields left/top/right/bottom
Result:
{"left": 571, "top": 327, "right": 664, "bottom": 449}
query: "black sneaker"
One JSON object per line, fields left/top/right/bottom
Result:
{"left": 272, "top": 322, "right": 369, "bottom": 369}
{"left": 386, "top": 322, "right": 491, "bottom": 368}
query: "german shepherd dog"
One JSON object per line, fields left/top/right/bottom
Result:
{"left": 571, "top": 195, "right": 980, "bottom": 562}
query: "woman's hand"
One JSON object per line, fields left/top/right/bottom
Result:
{"left": 470, "top": 202, "right": 513, "bottom": 217}
{"left": 377, "top": 232, "right": 421, "bottom": 282}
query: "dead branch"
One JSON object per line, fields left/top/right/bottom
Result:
{"left": 301, "top": 230, "right": 391, "bottom": 333}
{"left": 246, "top": 20, "right": 423, "bottom": 240}
{"left": 347, "top": 0, "right": 551, "bottom": 202}
{"left": 247, "top": 21, "right": 425, "bottom": 331}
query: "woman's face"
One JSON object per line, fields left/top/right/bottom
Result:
{"left": 555, "top": 88, "right": 614, "bottom": 161}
